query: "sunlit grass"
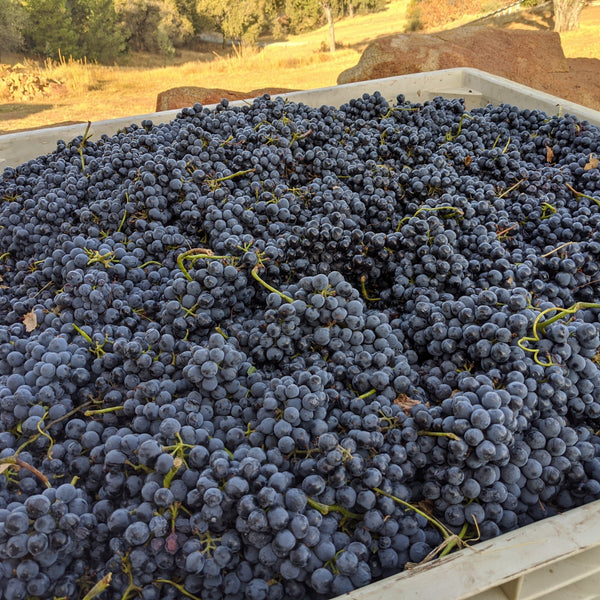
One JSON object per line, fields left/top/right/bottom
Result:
{"left": 560, "top": 19, "right": 600, "bottom": 59}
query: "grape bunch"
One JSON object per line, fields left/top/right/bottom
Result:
{"left": 1, "top": 91, "right": 600, "bottom": 600}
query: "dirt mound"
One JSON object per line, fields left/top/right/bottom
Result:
{"left": 156, "top": 86, "right": 298, "bottom": 111}
{"left": 0, "top": 64, "right": 63, "bottom": 102}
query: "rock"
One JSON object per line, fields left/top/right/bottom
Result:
{"left": 338, "top": 28, "right": 568, "bottom": 85}
{"left": 156, "top": 86, "right": 298, "bottom": 112}
{"left": 337, "top": 26, "right": 600, "bottom": 111}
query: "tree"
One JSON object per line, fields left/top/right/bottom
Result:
{"left": 114, "top": 0, "right": 193, "bottom": 55}
{"left": 284, "top": 0, "right": 323, "bottom": 34}
{"left": 282, "top": 0, "right": 384, "bottom": 50}
{"left": 0, "top": 0, "right": 28, "bottom": 59}
{"left": 157, "top": 0, "right": 194, "bottom": 49}
{"left": 21, "top": 0, "right": 79, "bottom": 59}
{"left": 70, "top": 0, "right": 128, "bottom": 62}
{"left": 196, "top": 0, "right": 272, "bottom": 44}
{"left": 553, "top": 0, "right": 585, "bottom": 32}
{"left": 321, "top": 1, "right": 336, "bottom": 52}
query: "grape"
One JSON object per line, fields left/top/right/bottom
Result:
{"left": 2, "top": 92, "right": 600, "bottom": 600}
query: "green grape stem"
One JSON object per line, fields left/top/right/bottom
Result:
{"left": 418, "top": 431, "right": 460, "bottom": 441}
{"left": 357, "top": 388, "right": 377, "bottom": 400}
{"left": 373, "top": 487, "right": 451, "bottom": 539}
{"left": 438, "top": 522, "right": 470, "bottom": 558}
{"left": 360, "top": 275, "right": 381, "bottom": 301}
{"left": 306, "top": 497, "right": 362, "bottom": 521}
{"left": 84, "top": 406, "right": 124, "bottom": 416}
{"left": 82, "top": 573, "right": 113, "bottom": 600}
{"left": 396, "top": 205, "right": 464, "bottom": 232}
{"left": 517, "top": 302, "right": 600, "bottom": 367}
{"left": 155, "top": 579, "right": 203, "bottom": 600}
{"left": 177, "top": 248, "right": 233, "bottom": 281}
{"left": 251, "top": 267, "right": 294, "bottom": 303}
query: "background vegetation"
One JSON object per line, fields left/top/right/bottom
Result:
{"left": 0, "top": 0, "right": 389, "bottom": 62}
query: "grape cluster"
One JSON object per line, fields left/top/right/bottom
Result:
{"left": 1, "top": 92, "right": 600, "bottom": 600}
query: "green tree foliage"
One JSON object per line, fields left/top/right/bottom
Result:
{"left": 284, "top": 0, "right": 323, "bottom": 33}
{"left": 0, "top": 0, "right": 28, "bottom": 57}
{"left": 282, "top": 0, "right": 384, "bottom": 35}
{"left": 196, "top": 0, "right": 273, "bottom": 44}
{"left": 114, "top": 0, "right": 193, "bottom": 55}
{"left": 21, "top": 0, "right": 79, "bottom": 59}
{"left": 70, "top": 0, "right": 128, "bottom": 62}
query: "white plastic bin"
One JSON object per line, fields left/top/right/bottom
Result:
{"left": 341, "top": 498, "right": 600, "bottom": 600}
{"left": 1, "top": 67, "right": 600, "bottom": 168}
{"left": 2, "top": 66, "right": 600, "bottom": 600}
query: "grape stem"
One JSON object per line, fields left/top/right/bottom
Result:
{"left": 517, "top": 301, "right": 600, "bottom": 366}
{"left": 417, "top": 431, "right": 460, "bottom": 441}
{"left": 84, "top": 405, "right": 124, "bottom": 416}
{"left": 373, "top": 487, "right": 452, "bottom": 539}
{"left": 0, "top": 456, "right": 51, "bottom": 488}
{"left": 177, "top": 247, "right": 233, "bottom": 281}
{"left": 541, "top": 241, "right": 575, "bottom": 257}
{"left": 566, "top": 181, "right": 600, "bottom": 206}
{"left": 438, "top": 522, "right": 469, "bottom": 558}
{"left": 78, "top": 120, "right": 92, "bottom": 171}
{"left": 396, "top": 205, "right": 464, "bottom": 232}
{"left": 82, "top": 573, "right": 112, "bottom": 600}
{"left": 360, "top": 275, "right": 381, "bottom": 302}
{"left": 497, "top": 178, "right": 525, "bottom": 199}
{"left": 15, "top": 398, "right": 94, "bottom": 455}
{"left": 155, "top": 580, "right": 202, "bottom": 600}
{"left": 306, "top": 497, "right": 362, "bottom": 521}
{"left": 251, "top": 266, "right": 294, "bottom": 303}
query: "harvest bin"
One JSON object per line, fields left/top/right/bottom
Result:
{"left": 2, "top": 67, "right": 600, "bottom": 600}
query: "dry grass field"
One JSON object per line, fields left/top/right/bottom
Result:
{"left": 1, "top": 0, "right": 599, "bottom": 134}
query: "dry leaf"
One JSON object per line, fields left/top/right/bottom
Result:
{"left": 394, "top": 393, "right": 421, "bottom": 416}
{"left": 584, "top": 154, "right": 599, "bottom": 170}
{"left": 415, "top": 498, "right": 435, "bottom": 515}
{"left": 0, "top": 463, "right": 14, "bottom": 475}
{"left": 464, "top": 155, "right": 473, "bottom": 167}
{"left": 545, "top": 145, "right": 554, "bottom": 163}
{"left": 23, "top": 309, "right": 38, "bottom": 332}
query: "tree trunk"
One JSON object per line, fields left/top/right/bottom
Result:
{"left": 553, "top": 0, "right": 584, "bottom": 32}
{"left": 348, "top": 2, "right": 355, "bottom": 18}
{"left": 322, "top": 3, "right": 336, "bottom": 52}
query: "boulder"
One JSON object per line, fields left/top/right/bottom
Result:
{"left": 156, "top": 86, "right": 298, "bottom": 112}
{"left": 337, "top": 27, "right": 600, "bottom": 111}
{"left": 337, "top": 27, "right": 570, "bottom": 86}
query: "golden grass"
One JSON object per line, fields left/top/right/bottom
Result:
{"left": 560, "top": 6, "right": 600, "bottom": 59}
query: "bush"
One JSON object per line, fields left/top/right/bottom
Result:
{"left": 115, "top": 0, "right": 193, "bottom": 55}
{"left": 404, "top": 0, "right": 423, "bottom": 31}
{"left": 0, "top": 0, "right": 28, "bottom": 57}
